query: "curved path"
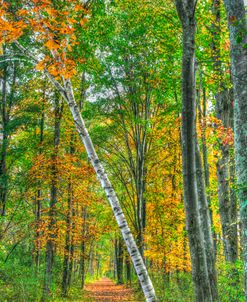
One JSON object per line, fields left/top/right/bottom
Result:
{"left": 85, "top": 277, "right": 139, "bottom": 302}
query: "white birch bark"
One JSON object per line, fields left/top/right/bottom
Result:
{"left": 14, "top": 41, "right": 157, "bottom": 302}
{"left": 62, "top": 79, "right": 157, "bottom": 302}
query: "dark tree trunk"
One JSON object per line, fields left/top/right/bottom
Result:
{"left": 115, "top": 236, "right": 124, "bottom": 284}
{"left": 35, "top": 92, "right": 45, "bottom": 270}
{"left": 211, "top": 0, "right": 238, "bottom": 264}
{"left": 43, "top": 95, "right": 63, "bottom": 300}
{"left": 125, "top": 256, "right": 131, "bottom": 285}
{"left": 0, "top": 61, "right": 8, "bottom": 217}
{"left": 216, "top": 90, "right": 238, "bottom": 263}
{"left": 0, "top": 56, "right": 16, "bottom": 217}
{"left": 62, "top": 183, "right": 73, "bottom": 296}
{"left": 203, "top": 88, "right": 217, "bottom": 254}
{"left": 80, "top": 207, "right": 87, "bottom": 289}
{"left": 62, "top": 133, "right": 76, "bottom": 296}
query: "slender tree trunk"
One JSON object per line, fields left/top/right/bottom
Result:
{"left": 198, "top": 86, "right": 217, "bottom": 254}
{"left": 43, "top": 95, "right": 63, "bottom": 300}
{"left": 175, "top": 1, "right": 214, "bottom": 301}
{"left": 115, "top": 236, "right": 124, "bottom": 284}
{"left": 80, "top": 207, "right": 87, "bottom": 289}
{"left": 0, "top": 61, "right": 8, "bottom": 217}
{"left": 125, "top": 255, "right": 131, "bottom": 285}
{"left": 35, "top": 93, "right": 45, "bottom": 270}
{"left": 62, "top": 133, "right": 76, "bottom": 296}
{"left": 68, "top": 205, "right": 75, "bottom": 286}
{"left": 211, "top": 0, "right": 238, "bottom": 264}
{"left": 88, "top": 243, "right": 95, "bottom": 277}
{"left": 0, "top": 56, "right": 16, "bottom": 217}
{"left": 195, "top": 140, "right": 218, "bottom": 300}
{"left": 62, "top": 182, "right": 73, "bottom": 296}
{"left": 223, "top": 0, "right": 247, "bottom": 298}
{"left": 216, "top": 89, "right": 238, "bottom": 263}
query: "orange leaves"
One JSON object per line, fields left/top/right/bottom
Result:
{"left": 36, "top": 60, "right": 46, "bottom": 71}
{"left": 36, "top": 56, "right": 77, "bottom": 79}
{"left": 0, "top": 3, "right": 27, "bottom": 43}
{"left": 1, "top": 0, "right": 88, "bottom": 80}
{"left": 216, "top": 125, "right": 234, "bottom": 146}
{"left": 80, "top": 18, "right": 87, "bottom": 27}
{"left": 45, "top": 39, "right": 60, "bottom": 50}
{"left": 0, "top": 17, "right": 26, "bottom": 43}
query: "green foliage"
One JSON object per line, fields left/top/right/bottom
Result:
{"left": 218, "top": 260, "right": 244, "bottom": 302}
{"left": 0, "top": 255, "right": 43, "bottom": 301}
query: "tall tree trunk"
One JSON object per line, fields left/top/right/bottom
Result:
{"left": 62, "top": 134, "right": 76, "bottom": 296}
{"left": 195, "top": 140, "right": 218, "bottom": 300}
{"left": 80, "top": 207, "right": 87, "bottom": 289}
{"left": 115, "top": 236, "right": 124, "bottom": 284}
{"left": 201, "top": 87, "right": 217, "bottom": 254}
{"left": 43, "top": 95, "right": 63, "bottom": 300}
{"left": 0, "top": 55, "right": 16, "bottom": 217}
{"left": 125, "top": 255, "right": 131, "bottom": 285}
{"left": 35, "top": 92, "right": 45, "bottom": 269}
{"left": 211, "top": 0, "right": 238, "bottom": 264}
{"left": 0, "top": 60, "right": 8, "bottom": 217}
{"left": 223, "top": 0, "right": 247, "bottom": 298}
{"left": 216, "top": 90, "right": 238, "bottom": 263}
{"left": 62, "top": 182, "right": 73, "bottom": 296}
{"left": 175, "top": 1, "right": 215, "bottom": 301}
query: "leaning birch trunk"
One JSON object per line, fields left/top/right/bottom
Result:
{"left": 55, "top": 79, "right": 157, "bottom": 302}
{"left": 223, "top": 0, "right": 247, "bottom": 299}
{"left": 14, "top": 40, "right": 157, "bottom": 302}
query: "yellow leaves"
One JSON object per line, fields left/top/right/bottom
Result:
{"left": 45, "top": 39, "right": 60, "bottom": 50}
{"left": 36, "top": 60, "right": 46, "bottom": 71}
{"left": 45, "top": 7, "right": 55, "bottom": 16}
{"left": 0, "top": 0, "right": 87, "bottom": 80}
{"left": 80, "top": 18, "right": 87, "bottom": 27}
{"left": 17, "top": 9, "right": 29, "bottom": 16}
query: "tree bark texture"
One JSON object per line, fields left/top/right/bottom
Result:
{"left": 223, "top": 0, "right": 247, "bottom": 298}
{"left": 195, "top": 140, "right": 218, "bottom": 300}
{"left": 43, "top": 95, "right": 63, "bottom": 300}
{"left": 216, "top": 90, "right": 238, "bottom": 263}
{"left": 115, "top": 236, "right": 124, "bottom": 284}
{"left": 175, "top": 1, "right": 216, "bottom": 300}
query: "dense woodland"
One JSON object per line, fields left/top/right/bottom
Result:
{"left": 0, "top": 0, "right": 246, "bottom": 301}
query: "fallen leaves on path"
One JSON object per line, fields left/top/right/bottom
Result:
{"left": 85, "top": 277, "right": 140, "bottom": 302}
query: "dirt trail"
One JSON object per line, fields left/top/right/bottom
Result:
{"left": 85, "top": 277, "right": 140, "bottom": 302}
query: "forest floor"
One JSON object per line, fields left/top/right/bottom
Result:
{"left": 85, "top": 277, "right": 141, "bottom": 302}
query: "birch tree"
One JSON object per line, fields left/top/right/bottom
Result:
{"left": 0, "top": 1, "right": 157, "bottom": 301}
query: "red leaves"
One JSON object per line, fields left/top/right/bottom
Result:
{"left": 216, "top": 125, "right": 234, "bottom": 146}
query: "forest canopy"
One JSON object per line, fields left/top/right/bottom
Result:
{"left": 0, "top": 0, "right": 246, "bottom": 301}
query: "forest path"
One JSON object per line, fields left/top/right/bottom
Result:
{"left": 85, "top": 277, "right": 139, "bottom": 302}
